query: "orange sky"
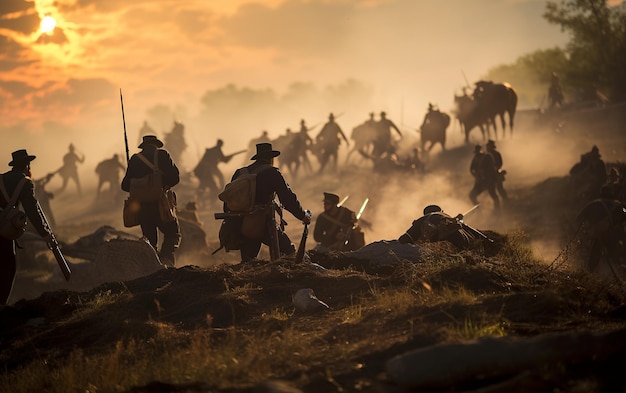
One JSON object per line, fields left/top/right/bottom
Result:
{"left": 0, "top": 0, "right": 621, "bottom": 170}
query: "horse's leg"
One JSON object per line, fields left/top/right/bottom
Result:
{"left": 508, "top": 109, "right": 515, "bottom": 138}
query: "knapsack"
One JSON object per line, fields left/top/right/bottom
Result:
{"left": 129, "top": 153, "right": 163, "bottom": 202}
{"left": 218, "top": 164, "right": 271, "bottom": 212}
{"left": 0, "top": 175, "right": 29, "bottom": 240}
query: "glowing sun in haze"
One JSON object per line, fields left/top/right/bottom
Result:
{"left": 40, "top": 16, "right": 57, "bottom": 35}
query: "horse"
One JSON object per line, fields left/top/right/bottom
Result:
{"left": 420, "top": 110, "right": 451, "bottom": 152}
{"left": 345, "top": 122, "right": 378, "bottom": 164}
{"left": 473, "top": 81, "right": 518, "bottom": 140}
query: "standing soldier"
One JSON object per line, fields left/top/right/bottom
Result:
{"left": 313, "top": 192, "right": 365, "bottom": 251}
{"left": 485, "top": 140, "right": 508, "bottom": 202}
{"left": 296, "top": 119, "right": 315, "bottom": 173}
{"left": 223, "top": 143, "right": 311, "bottom": 262}
{"left": 95, "top": 154, "right": 126, "bottom": 200}
{"left": 163, "top": 121, "right": 187, "bottom": 170}
{"left": 121, "top": 135, "right": 181, "bottom": 266}
{"left": 548, "top": 72, "right": 564, "bottom": 109}
{"left": 57, "top": 143, "right": 85, "bottom": 195}
{"left": 374, "top": 111, "right": 402, "bottom": 157}
{"left": 1, "top": 149, "right": 54, "bottom": 305}
{"left": 193, "top": 139, "right": 229, "bottom": 204}
{"left": 315, "top": 113, "right": 349, "bottom": 173}
{"left": 469, "top": 144, "right": 500, "bottom": 209}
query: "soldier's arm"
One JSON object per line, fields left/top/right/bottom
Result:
{"left": 160, "top": 150, "right": 181, "bottom": 188}
{"left": 19, "top": 179, "right": 53, "bottom": 238}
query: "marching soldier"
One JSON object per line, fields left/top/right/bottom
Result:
{"left": 469, "top": 144, "right": 500, "bottom": 209}
{"left": 485, "top": 140, "right": 508, "bottom": 202}
{"left": 222, "top": 143, "right": 311, "bottom": 262}
{"left": 315, "top": 113, "right": 349, "bottom": 173}
{"left": 121, "top": 135, "right": 181, "bottom": 266}
{"left": 57, "top": 143, "right": 85, "bottom": 195}
{"left": 95, "top": 154, "right": 126, "bottom": 200}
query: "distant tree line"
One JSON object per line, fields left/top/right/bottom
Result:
{"left": 483, "top": 0, "right": 626, "bottom": 107}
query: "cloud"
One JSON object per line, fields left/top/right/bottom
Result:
{"left": 217, "top": 1, "right": 354, "bottom": 54}
{"left": 0, "top": 0, "right": 40, "bottom": 40}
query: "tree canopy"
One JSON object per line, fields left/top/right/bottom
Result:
{"left": 482, "top": 0, "right": 626, "bottom": 107}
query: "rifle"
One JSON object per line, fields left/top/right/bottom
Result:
{"left": 120, "top": 88, "right": 130, "bottom": 163}
{"left": 295, "top": 210, "right": 311, "bottom": 263}
{"left": 453, "top": 204, "right": 493, "bottom": 243}
{"left": 37, "top": 201, "right": 71, "bottom": 281}
{"left": 224, "top": 149, "right": 247, "bottom": 163}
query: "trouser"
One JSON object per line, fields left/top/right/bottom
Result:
{"left": 469, "top": 180, "right": 500, "bottom": 208}
{"left": 0, "top": 238, "right": 17, "bottom": 305}
{"left": 139, "top": 202, "right": 181, "bottom": 265}
{"left": 240, "top": 230, "right": 296, "bottom": 262}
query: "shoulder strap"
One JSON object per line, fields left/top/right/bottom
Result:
{"left": 137, "top": 153, "right": 163, "bottom": 173}
{"left": 250, "top": 163, "right": 273, "bottom": 175}
{"left": 137, "top": 153, "right": 156, "bottom": 170}
{"left": 0, "top": 175, "right": 28, "bottom": 209}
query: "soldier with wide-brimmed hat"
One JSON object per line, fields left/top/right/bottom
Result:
{"left": 1, "top": 149, "right": 54, "bottom": 305}
{"left": 222, "top": 142, "right": 311, "bottom": 262}
{"left": 121, "top": 135, "right": 181, "bottom": 266}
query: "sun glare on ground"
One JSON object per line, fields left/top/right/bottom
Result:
{"left": 40, "top": 15, "right": 56, "bottom": 34}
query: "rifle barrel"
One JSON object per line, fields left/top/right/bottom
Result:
{"left": 120, "top": 88, "right": 129, "bottom": 163}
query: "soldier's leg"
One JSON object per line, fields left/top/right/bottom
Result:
{"left": 0, "top": 239, "right": 16, "bottom": 305}
{"left": 158, "top": 219, "right": 181, "bottom": 266}
{"left": 497, "top": 181, "right": 509, "bottom": 201}
{"left": 139, "top": 204, "right": 159, "bottom": 249}
{"left": 469, "top": 181, "right": 482, "bottom": 205}
{"left": 487, "top": 183, "right": 500, "bottom": 208}
{"left": 240, "top": 239, "right": 262, "bottom": 262}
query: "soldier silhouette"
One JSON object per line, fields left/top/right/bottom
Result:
{"left": 57, "top": 143, "right": 85, "bottom": 195}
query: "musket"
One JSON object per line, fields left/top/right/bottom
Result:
{"left": 458, "top": 204, "right": 480, "bottom": 221}
{"left": 295, "top": 210, "right": 311, "bottom": 263}
{"left": 452, "top": 205, "right": 492, "bottom": 243}
{"left": 224, "top": 149, "right": 247, "bottom": 163}
{"left": 461, "top": 70, "right": 471, "bottom": 89}
{"left": 120, "top": 88, "right": 130, "bottom": 163}
{"left": 37, "top": 201, "right": 71, "bottom": 281}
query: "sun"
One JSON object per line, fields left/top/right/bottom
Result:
{"left": 40, "top": 15, "right": 57, "bottom": 35}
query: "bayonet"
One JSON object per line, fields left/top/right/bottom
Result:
{"left": 337, "top": 195, "right": 349, "bottom": 207}
{"left": 356, "top": 198, "right": 369, "bottom": 220}
{"left": 120, "top": 89, "right": 130, "bottom": 163}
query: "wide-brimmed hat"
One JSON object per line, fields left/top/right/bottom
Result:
{"left": 323, "top": 192, "right": 340, "bottom": 205}
{"left": 9, "top": 149, "right": 36, "bottom": 166}
{"left": 251, "top": 143, "right": 280, "bottom": 160}
{"left": 486, "top": 139, "right": 496, "bottom": 147}
{"left": 138, "top": 135, "right": 164, "bottom": 148}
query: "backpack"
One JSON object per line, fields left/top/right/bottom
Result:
{"left": 129, "top": 153, "right": 163, "bottom": 202}
{"left": 0, "top": 175, "right": 29, "bottom": 240}
{"left": 218, "top": 164, "right": 271, "bottom": 212}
